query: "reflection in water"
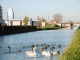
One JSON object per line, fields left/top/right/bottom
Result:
{"left": 64, "top": 26, "right": 73, "bottom": 30}
{"left": 9, "top": 36, "right": 14, "bottom": 45}
{"left": 0, "top": 36, "right": 4, "bottom": 43}
{"left": 42, "top": 56, "right": 53, "bottom": 60}
{"left": 26, "top": 55, "right": 36, "bottom": 60}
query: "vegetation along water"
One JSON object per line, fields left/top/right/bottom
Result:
{"left": 60, "top": 27, "right": 80, "bottom": 60}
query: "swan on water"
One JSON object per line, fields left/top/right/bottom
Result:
{"left": 41, "top": 50, "right": 53, "bottom": 57}
{"left": 26, "top": 47, "right": 37, "bottom": 57}
{"left": 53, "top": 51, "right": 60, "bottom": 55}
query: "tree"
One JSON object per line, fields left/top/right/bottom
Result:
{"left": 37, "top": 16, "right": 46, "bottom": 22}
{"left": 41, "top": 17, "right": 46, "bottom": 22}
{"left": 53, "top": 13, "right": 62, "bottom": 23}
{"left": 23, "top": 16, "right": 29, "bottom": 26}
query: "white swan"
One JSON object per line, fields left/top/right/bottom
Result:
{"left": 41, "top": 51, "right": 52, "bottom": 57}
{"left": 53, "top": 51, "right": 60, "bottom": 55}
{"left": 26, "top": 47, "right": 37, "bottom": 57}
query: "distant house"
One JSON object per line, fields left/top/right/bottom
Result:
{"left": 62, "top": 23, "right": 73, "bottom": 27}
{"left": 49, "top": 20, "right": 57, "bottom": 24}
{"left": 28, "top": 19, "right": 41, "bottom": 27}
{"left": 42, "top": 22, "right": 46, "bottom": 27}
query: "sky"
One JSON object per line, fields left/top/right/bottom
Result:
{"left": 0, "top": 0, "right": 80, "bottom": 22}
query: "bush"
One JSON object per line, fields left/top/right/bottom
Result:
{"left": 52, "top": 24, "right": 60, "bottom": 27}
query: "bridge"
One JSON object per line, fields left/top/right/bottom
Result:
{"left": 73, "top": 22, "right": 80, "bottom": 26}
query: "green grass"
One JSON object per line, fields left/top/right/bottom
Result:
{"left": 60, "top": 27, "right": 80, "bottom": 60}
{"left": 42, "top": 24, "right": 60, "bottom": 29}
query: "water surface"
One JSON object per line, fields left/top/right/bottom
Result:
{"left": 0, "top": 27, "right": 78, "bottom": 60}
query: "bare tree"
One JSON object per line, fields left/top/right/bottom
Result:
{"left": 53, "top": 13, "right": 62, "bottom": 23}
{"left": 41, "top": 17, "right": 46, "bottom": 22}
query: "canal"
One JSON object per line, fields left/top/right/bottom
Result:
{"left": 0, "top": 27, "right": 78, "bottom": 60}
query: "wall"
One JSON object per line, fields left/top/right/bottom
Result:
{"left": 5, "top": 20, "right": 23, "bottom": 26}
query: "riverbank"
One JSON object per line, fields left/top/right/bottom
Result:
{"left": 60, "top": 27, "right": 80, "bottom": 60}
{"left": 0, "top": 26, "right": 62, "bottom": 36}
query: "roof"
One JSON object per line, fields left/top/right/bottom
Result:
{"left": 50, "top": 20, "right": 57, "bottom": 22}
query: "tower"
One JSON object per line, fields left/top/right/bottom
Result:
{"left": 8, "top": 8, "right": 14, "bottom": 20}
{"left": 0, "top": 5, "right": 4, "bottom": 24}
{"left": 0, "top": 5, "right": 2, "bottom": 19}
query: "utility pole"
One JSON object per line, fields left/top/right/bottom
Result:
{"left": 48, "top": 16, "right": 49, "bottom": 24}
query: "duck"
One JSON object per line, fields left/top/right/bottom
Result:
{"left": 16, "top": 49, "right": 21, "bottom": 52}
{"left": 8, "top": 45, "right": 11, "bottom": 53}
{"left": 0, "top": 46, "right": 2, "bottom": 48}
{"left": 50, "top": 43, "right": 55, "bottom": 50}
{"left": 58, "top": 44, "right": 62, "bottom": 48}
{"left": 26, "top": 47, "right": 37, "bottom": 57}
{"left": 53, "top": 51, "right": 60, "bottom": 55}
{"left": 21, "top": 46, "right": 25, "bottom": 48}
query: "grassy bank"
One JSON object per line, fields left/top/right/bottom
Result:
{"left": 60, "top": 27, "right": 80, "bottom": 60}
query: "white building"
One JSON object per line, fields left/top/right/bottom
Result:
{"left": 8, "top": 8, "right": 14, "bottom": 20}
{"left": 5, "top": 19, "right": 24, "bottom": 26}
{"left": 28, "top": 18, "right": 33, "bottom": 26}
{"left": 42, "top": 22, "right": 46, "bottom": 27}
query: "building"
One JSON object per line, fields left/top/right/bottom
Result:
{"left": 49, "top": 20, "right": 57, "bottom": 24}
{"left": 42, "top": 22, "right": 46, "bottom": 27}
{"left": 28, "top": 19, "right": 41, "bottom": 27}
{"left": 8, "top": 8, "right": 14, "bottom": 20}
{"left": 0, "top": 5, "right": 4, "bottom": 25}
{"left": 4, "top": 7, "right": 44, "bottom": 26}
{"left": 5, "top": 19, "right": 23, "bottom": 26}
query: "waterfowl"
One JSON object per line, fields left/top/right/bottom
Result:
{"left": 53, "top": 51, "right": 60, "bottom": 55}
{"left": 21, "top": 46, "right": 25, "bottom": 48}
{"left": 50, "top": 43, "right": 55, "bottom": 50}
{"left": 41, "top": 48, "right": 53, "bottom": 57}
{"left": 0, "top": 46, "right": 2, "bottom": 48}
{"left": 34, "top": 44, "right": 39, "bottom": 47}
{"left": 41, "top": 51, "right": 52, "bottom": 57}
{"left": 39, "top": 47, "right": 45, "bottom": 53}
{"left": 8, "top": 45, "right": 11, "bottom": 53}
{"left": 26, "top": 47, "right": 37, "bottom": 57}
{"left": 58, "top": 44, "right": 62, "bottom": 48}
{"left": 16, "top": 49, "right": 21, "bottom": 52}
